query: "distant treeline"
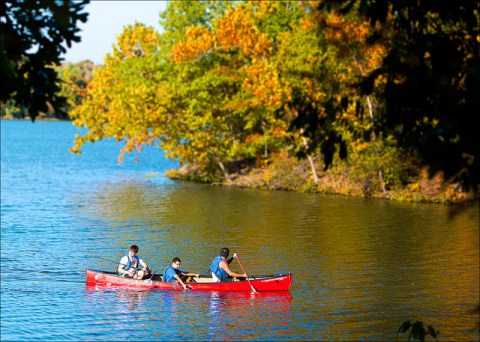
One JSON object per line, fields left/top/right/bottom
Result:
{"left": 1, "top": 60, "right": 100, "bottom": 120}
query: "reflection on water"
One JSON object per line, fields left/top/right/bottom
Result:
{"left": 85, "top": 286, "right": 152, "bottom": 311}
{"left": 80, "top": 286, "right": 294, "bottom": 340}
{"left": 1, "top": 121, "right": 479, "bottom": 341}
{"left": 203, "top": 291, "right": 293, "bottom": 340}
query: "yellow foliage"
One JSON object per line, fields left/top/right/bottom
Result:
{"left": 70, "top": 23, "right": 167, "bottom": 164}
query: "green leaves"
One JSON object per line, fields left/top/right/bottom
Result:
{"left": 66, "top": 0, "right": 478, "bottom": 196}
{"left": 70, "top": 23, "right": 166, "bottom": 162}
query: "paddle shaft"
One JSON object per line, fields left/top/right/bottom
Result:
{"left": 98, "top": 256, "right": 125, "bottom": 266}
{"left": 234, "top": 255, "right": 259, "bottom": 294}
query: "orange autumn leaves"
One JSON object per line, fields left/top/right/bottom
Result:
{"left": 322, "top": 11, "right": 386, "bottom": 77}
{"left": 172, "top": 5, "right": 271, "bottom": 61}
{"left": 172, "top": 5, "right": 283, "bottom": 108}
{"left": 171, "top": 3, "right": 385, "bottom": 114}
{"left": 70, "top": 1, "right": 387, "bottom": 181}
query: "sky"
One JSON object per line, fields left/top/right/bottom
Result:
{"left": 61, "top": 1, "right": 168, "bottom": 64}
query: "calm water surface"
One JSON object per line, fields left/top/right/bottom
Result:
{"left": 1, "top": 120, "right": 479, "bottom": 341}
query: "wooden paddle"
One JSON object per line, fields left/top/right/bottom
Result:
{"left": 234, "top": 254, "right": 259, "bottom": 294}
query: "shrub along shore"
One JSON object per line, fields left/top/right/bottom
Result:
{"left": 166, "top": 155, "right": 477, "bottom": 205}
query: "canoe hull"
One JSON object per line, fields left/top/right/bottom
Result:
{"left": 85, "top": 269, "right": 292, "bottom": 292}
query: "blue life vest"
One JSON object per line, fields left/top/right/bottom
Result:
{"left": 123, "top": 255, "right": 139, "bottom": 271}
{"left": 209, "top": 256, "right": 228, "bottom": 281}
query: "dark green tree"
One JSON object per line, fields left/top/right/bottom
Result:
{"left": 317, "top": 1, "right": 480, "bottom": 192}
{"left": 0, "top": 0, "right": 89, "bottom": 121}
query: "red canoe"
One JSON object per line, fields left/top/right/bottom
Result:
{"left": 86, "top": 269, "right": 293, "bottom": 292}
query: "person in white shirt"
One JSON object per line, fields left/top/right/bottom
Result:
{"left": 118, "top": 244, "right": 151, "bottom": 279}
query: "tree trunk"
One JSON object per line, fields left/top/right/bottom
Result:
{"left": 206, "top": 148, "right": 231, "bottom": 183}
{"left": 301, "top": 132, "right": 319, "bottom": 183}
{"left": 354, "top": 54, "right": 386, "bottom": 194}
{"left": 378, "top": 168, "right": 386, "bottom": 194}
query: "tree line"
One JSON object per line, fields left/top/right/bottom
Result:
{"left": 2, "top": 1, "right": 478, "bottom": 199}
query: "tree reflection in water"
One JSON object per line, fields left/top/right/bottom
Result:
{"left": 206, "top": 291, "right": 293, "bottom": 339}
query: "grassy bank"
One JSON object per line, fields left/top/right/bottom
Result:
{"left": 166, "top": 154, "right": 477, "bottom": 205}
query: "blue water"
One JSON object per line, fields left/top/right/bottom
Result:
{"left": 1, "top": 120, "right": 479, "bottom": 341}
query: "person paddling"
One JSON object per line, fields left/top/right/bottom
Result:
{"left": 118, "top": 244, "right": 151, "bottom": 279}
{"left": 163, "top": 257, "right": 200, "bottom": 290}
{"left": 209, "top": 247, "right": 246, "bottom": 282}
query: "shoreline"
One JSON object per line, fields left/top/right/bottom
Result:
{"left": 166, "top": 162, "right": 479, "bottom": 206}
{"left": 2, "top": 118, "right": 477, "bottom": 205}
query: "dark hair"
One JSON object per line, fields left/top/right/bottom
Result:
{"left": 129, "top": 245, "right": 139, "bottom": 253}
{"left": 220, "top": 247, "right": 229, "bottom": 257}
{"left": 172, "top": 257, "right": 181, "bottom": 264}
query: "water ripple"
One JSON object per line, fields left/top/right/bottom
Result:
{"left": 1, "top": 121, "right": 479, "bottom": 341}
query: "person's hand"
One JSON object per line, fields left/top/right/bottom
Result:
{"left": 128, "top": 271, "right": 134, "bottom": 277}
{"left": 233, "top": 253, "right": 237, "bottom": 258}
{"left": 195, "top": 274, "right": 200, "bottom": 278}
{"left": 182, "top": 283, "right": 187, "bottom": 290}
{"left": 242, "top": 273, "right": 247, "bottom": 278}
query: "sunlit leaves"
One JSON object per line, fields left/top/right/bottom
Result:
{"left": 70, "top": 23, "right": 167, "bottom": 163}
{"left": 282, "top": 4, "right": 389, "bottom": 173}
{"left": 166, "top": 3, "right": 297, "bottom": 178}
{"left": 111, "top": 21, "right": 159, "bottom": 61}
{"left": 69, "top": 0, "right": 388, "bottom": 182}
{"left": 172, "top": 3, "right": 285, "bottom": 110}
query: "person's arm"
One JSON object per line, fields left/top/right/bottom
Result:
{"left": 226, "top": 253, "right": 237, "bottom": 265}
{"left": 181, "top": 271, "right": 200, "bottom": 278}
{"left": 220, "top": 260, "right": 246, "bottom": 278}
{"left": 139, "top": 258, "right": 149, "bottom": 272}
{"left": 118, "top": 257, "right": 134, "bottom": 276}
{"left": 174, "top": 274, "right": 188, "bottom": 289}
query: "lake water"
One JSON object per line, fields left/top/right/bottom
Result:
{"left": 1, "top": 120, "right": 479, "bottom": 341}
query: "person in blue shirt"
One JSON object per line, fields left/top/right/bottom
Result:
{"left": 163, "top": 257, "right": 200, "bottom": 290}
{"left": 209, "top": 247, "right": 246, "bottom": 282}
